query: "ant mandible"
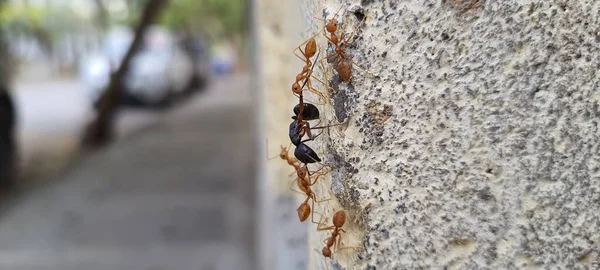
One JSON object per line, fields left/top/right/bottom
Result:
{"left": 321, "top": 6, "right": 369, "bottom": 82}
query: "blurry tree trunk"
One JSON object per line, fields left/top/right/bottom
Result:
{"left": 0, "top": 0, "right": 16, "bottom": 188}
{"left": 93, "top": 0, "right": 109, "bottom": 30}
{"left": 81, "top": 0, "right": 168, "bottom": 149}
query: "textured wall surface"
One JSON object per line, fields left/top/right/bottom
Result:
{"left": 296, "top": 0, "right": 600, "bottom": 269}
{"left": 256, "top": 0, "right": 313, "bottom": 269}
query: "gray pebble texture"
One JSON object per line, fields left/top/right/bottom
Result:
{"left": 316, "top": 0, "right": 600, "bottom": 269}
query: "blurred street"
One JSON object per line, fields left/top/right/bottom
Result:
{"left": 0, "top": 74, "right": 257, "bottom": 269}
{"left": 14, "top": 78, "right": 168, "bottom": 183}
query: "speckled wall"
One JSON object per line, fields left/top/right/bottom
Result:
{"left": 291, "top": 0, "right": 600, "bottom": 269}
{"left": 260, "top": 0, "right": 600, "bottom": 269}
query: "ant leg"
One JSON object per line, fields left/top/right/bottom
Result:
{"left": 310, "top": 210, "right": 326, "bottom": 226}
{"left": 317, "top": 221, "right": 335, "bottom": 232}
{"left": 303, "top": 96, "right": 327, "bottom": 107}
{"left": 310, "top": 197, "right": 324, "bottom": 224}
{"left": 310, "top": 74, "right": 330, "bottom": 89}
{"left": 332, "top": 245, "right": 361, "bottom": 257}
{"left": 306, "top": 82, "right": 329, "bottom": 103}
{"left": 293, "top": 48, "right": 310, "bottom": 66}
{"left": 342, "top": 53, "right": 375, "bottom": 76}
{"left": 332, "top": 232, "right": 360, "bottom": 256}
{"left": 310, "top": 122, "right": 346, "bottom": 131}
{"left": 310, "top": 193, "right": 334, "bottom": 224}
{"left": 336, "top": 24, "right": 375, "bottom": 77}
{"left": 323, "top": 51, "right": 339, "bottom": 61}
{"left": 330, "top": 5, "right": 345, "bottom": 21}
{"left": 315, "top": 209, "right": 329, "bottom": 229}
{"left": 314, "top": 194, "right": 333, "bottom": 204}
{"left": 288, "top": 178, "right": 305, "bottom": 196}
{"left": 311, "top": 5, "right": 327, "bottom": 23}
{"left": 319, "top": 53, "right": 342, "bottom": 78}
{"left": 309, "top": 170, "right": 328, "bottom": 186}
{"left": 306, "top": 163, "right": 329, "bottom": 177}
{"left": 300, "top": 130, "right": 322, "bottom": 144}
{"left": 309, "top": 67, "right": 334, "bottom": 101}
{"left": 338, "top": 9, "right": 367, "bottom": 48}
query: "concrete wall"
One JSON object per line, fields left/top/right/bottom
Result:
{"left": 261, "top": 0, "right": 600, "bottom": 269}
{"left": 256, "top": 0, "right": 313, "bottom": 269}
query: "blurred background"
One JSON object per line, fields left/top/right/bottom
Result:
{"left": 0, "top": 0, "right": 258, "bottom": 269}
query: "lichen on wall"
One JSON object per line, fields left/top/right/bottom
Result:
{"left": 301, "top": 0, "right": 600, "bottom": 269}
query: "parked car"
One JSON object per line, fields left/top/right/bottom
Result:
{"left": 79, "top": 25, "right": 207, "bottom": 108}
{"left": 178, "top": 34, "right": 211, "bottom": 89}
{"left": 0, "top": 87, "right": 15, "bottom": 187}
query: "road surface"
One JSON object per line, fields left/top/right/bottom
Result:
{"left": 0, "top": 74, "right": 257, "bottom": 269}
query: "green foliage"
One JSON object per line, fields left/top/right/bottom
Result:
{"left": 160, "top": 0, "right": 247, "bottom": 40}
{"left": 0, "top": 2, "right": 90, "bottom": 46}
{"left": 0, "top": 4, "right": 48, "bottom": 33}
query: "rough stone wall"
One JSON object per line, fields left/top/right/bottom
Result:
{"left": 257, "top": 0, "right": 315, "bottom": 269}
{"left": 295, "top": 0, "right": 600, "bottom": 269}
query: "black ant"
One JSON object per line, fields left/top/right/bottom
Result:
{"left": 289, "top": 117, "right": 344, "bottom": 147}
{"left": 289, "top": 97, "right": 344, "bottom": 147}
{"left": 292, "top": 103, "right": 320, "bottom": 121}
{"left": 294, "top": 142, "right": 322, "bottom": 164}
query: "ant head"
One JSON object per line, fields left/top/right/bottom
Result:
{"left": 292, "top": 82, "right": 302, "bottom": 95}
{"left": 322, "top": 246, "right": 332, "bottom": 258}
{"left": 278, "top": 146, "right": 288, "bottom": 159}
{"left": 333, "top": 211, "right": 346, "bottom": 228}
{"left": 326, "top": 18, "right": 338, "bottom": 33}
{"left": 297, "top": 202, "right": 311, "bottom": 222}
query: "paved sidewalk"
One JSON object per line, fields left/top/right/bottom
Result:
{"left": 0, "top": 75, "right": 257, "bottom": 270}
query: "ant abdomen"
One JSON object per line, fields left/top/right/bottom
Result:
{"left": 293, "top": 103, "right": 320, "bottom": 121}
{"left": 297, "top": 202, "right": 311, "bottom": 222}
{"left": 336, "top": 60, "right": 352, "bottom": 81}
{"left": 294, "top": 143, "right": 321, "bottom": 164}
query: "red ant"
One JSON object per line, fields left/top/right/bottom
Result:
{"left": 319, "top": 6, "right": 370, "bottom": 82}
{"left": 292, "top": 36, "right": 329, "bottom": 113}
{"left": 268, "top": 144, "right": 312, "bottom": 180}
{"left": 268, "top": 143, "right": 325, "bottom": 182}
{"left": 317, "top": 210, "right": 356, "bottom": 258}
{"left": 289, "top": 165, "right": 332, "bottom": 223}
